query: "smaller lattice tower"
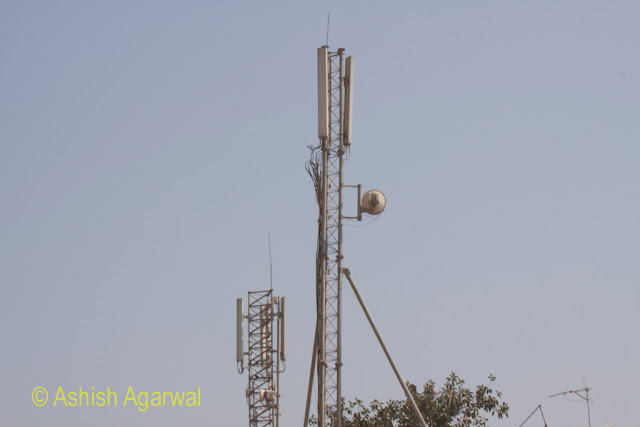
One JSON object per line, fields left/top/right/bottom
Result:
{"left": 237, "top": 291, "right": 286, "bottom": 427}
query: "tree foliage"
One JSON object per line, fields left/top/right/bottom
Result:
{"left": 310, "top": 373, "right": 509, "bottom": 427}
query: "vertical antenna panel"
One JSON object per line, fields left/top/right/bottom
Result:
{"left": 260, "top": 305, "right": 268, "bottom": 366}
{"left": 280, "top": 297, "right": 286, "bottom": 360}
{"left": 236, "top": 298, "right": 243, "bottom": 362}
{"left": 317, "top": 47, "right": 329, "bottom": 138}
{"left": 343, "top": 56, "right": 354, "bottom": 145}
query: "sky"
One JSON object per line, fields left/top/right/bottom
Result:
{"left": 1, "top": 1, "right": 639, "bottom": 426}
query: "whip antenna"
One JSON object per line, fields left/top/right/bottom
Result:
{"left": 326, "top": 13, "right": 330, "bottom": 46}
{"left": 268, "top": 232, "right": 273, "bottom": 290}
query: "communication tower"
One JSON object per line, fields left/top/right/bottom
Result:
{"left": 304, "top": 46, "right": 425, "bottom": 427}
{"left": 237, "top": 291, "right": 286, "bottom": 427}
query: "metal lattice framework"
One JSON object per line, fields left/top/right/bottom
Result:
{"left": 324, "top": 48, "right": 345, "bottom": 424}
{"left": 315, "top": 47, "right": 346, "bottom": 427}
{"left": 247, "top": 290, "right": 277, "bottom": 427}
{"left": 305, "top": 45, "right": 428, "bottom": 427}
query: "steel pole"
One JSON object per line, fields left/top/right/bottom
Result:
{"left": 317, "top": 131, "right": 329, "bottom": 426}
{"left": 342, "top": 269, "right": 429, "bottom": 427}
{"left": 276, "top": 299, "right": 281, "bottom": 427}
{"left": 303, "top": 320, "right": 318, "bottom": 426}
{"left": 586, "top": 390, "right": 591, "bottom": 427}
{"left": 335, "top": 47, "right": 345, "bottom": 427}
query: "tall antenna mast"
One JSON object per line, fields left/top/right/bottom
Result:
{"left": 305, "top": 45, "right": 425, "bottom": 427}
{"left": 313, "top": 44, "right": 349, "bottom": 427}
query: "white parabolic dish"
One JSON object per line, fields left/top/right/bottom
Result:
{"left": 361, "top": 190, "right": 386, "bottom": 215}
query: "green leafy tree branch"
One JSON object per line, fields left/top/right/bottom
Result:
{"left": 310, "top": 373, "right": 509, "bottom": 427}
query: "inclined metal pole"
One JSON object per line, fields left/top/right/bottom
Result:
{"left": 342, "top": 269, "right": 429, "bottom": 427}
{"left": 303, "top": 320, "right": 318, "bottom": 427}
{"left": 518, "top": 404, "right": 545, "bottom": 427}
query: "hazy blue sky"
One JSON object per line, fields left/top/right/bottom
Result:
{"left": 2, "top": 1, "right": 638, "bottom": 426}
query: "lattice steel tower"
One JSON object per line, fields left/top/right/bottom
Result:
{"left": 237, "top": 291, "right": 286, "bottom": 427}
{"left": 305, "top": 45, "right": 354, "bottom": 427}
{"left": 304, "top": 45, "right": 426, "bottom": 427}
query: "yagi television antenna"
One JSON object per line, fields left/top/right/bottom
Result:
{"left": 549, "top": 381, "right": 592, "bottom": 427}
